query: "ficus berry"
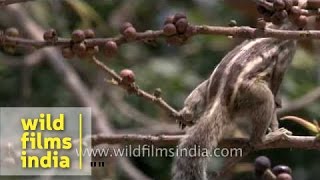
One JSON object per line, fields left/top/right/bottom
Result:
{"left": 104, "top": 41, "right": 118, "bottom": 57}
{"left": 72, "top": 29, "right": 85, "bottom": 43}
{"left": 120, "top": 69, "right": 135, "bottom": 84}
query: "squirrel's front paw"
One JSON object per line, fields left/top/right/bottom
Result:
{"left": 176, "top": 108, "right": 194, "bottom": 129}
{"left": 263, "top": 128, "right": 292, "bottom": 144}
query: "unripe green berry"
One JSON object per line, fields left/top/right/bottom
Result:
{"left": 5, "top": 27, "right": 19, "bottom": 37}
{"left": 154, "top": 88, "right": 162, "bottom": 98}
{"left": 228, "top": 20, "right": 237, "bottom": 27}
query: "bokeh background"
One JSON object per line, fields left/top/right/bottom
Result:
{"left": 0, "top": 0, "right": 319, "bottom": 179}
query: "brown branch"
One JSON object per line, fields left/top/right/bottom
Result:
{"left": 91, "top": 56, "right": 181, "bottom": 119}
{"left": 193, "top": 25, "right": 320, "bottom": 39}
{"left": 4, "top": 26, "right": 320, "bottom": 50}
{"left": 87, "top": 133, "right": 320, "bottom": 150}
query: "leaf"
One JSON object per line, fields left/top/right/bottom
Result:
{"left": 280, "top": 116, "right": 319, "bottom": 134}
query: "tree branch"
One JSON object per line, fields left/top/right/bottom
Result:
{"left": 87, "top": 133, "right": 320, "bottom": 150}
{"left": 4, "top": 26, "right": 320, "bottom": 50}
{"left": 91, "top": 56, "right": 182, "bottom": 120}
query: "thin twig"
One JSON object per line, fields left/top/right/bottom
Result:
{"left": 91, "top": 56, "right": 181, "bottom": 119}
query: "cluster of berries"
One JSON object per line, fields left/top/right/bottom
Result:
{"left": 162, "top": 13, "right": 195, "bottom": 45}
{"left": 256, "top": 0, "right": 309, "bottom": 28}
{"left": 43, "top": 22, "right": 138, "bottom": 59}
{"left": 254, "top": 156, "right": 293, "bottom": 180}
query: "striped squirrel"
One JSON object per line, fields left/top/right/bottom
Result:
{"left": 172, "top": 22, "right": 297, "bottom": 180}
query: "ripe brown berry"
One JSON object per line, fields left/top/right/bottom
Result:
{"left": 272, "top": 165, "right": 292, "bottom": 175}
{"left": 164, "top": 15, "right": 175, "bottom": 25}
{"left": 120, "top": 69, "right": 135, "bottom": 84}
{"left": 71, "top": 29, "right": 85, "bottom": 43}
{"left": 254, "top": 156, "right": 271, "bottom": 177}
{"left": 72, "top": 42, "right": 86, "bottom": 55}
{"left": 295, "top": 15, "right": 307, "bottom": 28}
{"left": 123, "top": 26, "right": 137, "bottom": 40}
{"left": 5, "top": 27, "right": 19, "bottom": 37}
{"left": 61, "top": 47, "right": 74, "bottom": 59}
{"left": 163, "top": 23, "right": 177, "bottom": 36}
{"left": 104, "top": 41, "right": 118, "bottom": 57}
{"left": 43, "top": 29, "right": 57, "bottom": 41}
{"left": 277, "top": 173, "right": 292, "bottom": 180}
{"left": 84, "top": 29, "right": 95, "bottom": 39}
{"left": 274, "top": 0, "right": 286, "bottom": 10}
{"left": 176, "top": 18, "right": 188, "bottom": 33}
{"left": 173, "top": 12, "right": 186, "bottom": 23}
{"left": 120, "top": 22, "right": 133, "bottom": 33}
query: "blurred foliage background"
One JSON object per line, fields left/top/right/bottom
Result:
{"left": 0, "top": 0, "right": 319, "bottom": 179}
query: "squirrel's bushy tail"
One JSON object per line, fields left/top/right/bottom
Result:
{"left": 172, "top": 105, "right": 227, "bottom": 180}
